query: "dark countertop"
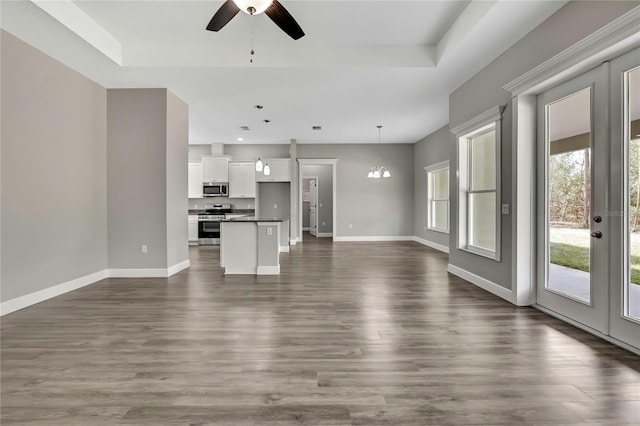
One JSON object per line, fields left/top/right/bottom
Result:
{"left": 221, "top": 217, "right": 283, "bottom": 223}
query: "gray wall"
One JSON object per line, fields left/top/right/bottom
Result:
{"left": 446, "top": 1, "right": 637, "bottom": 289}
{"left": 298, "top": 144, "right": 414, "bottom": 237}
{"left": 166, "top": 91, "right": 189, "bottom": 267}
{"left": 107, "top": 89, "right": 182, "bottom": 269}
{"left": 303, "top": 164, "right": 334, "bottom": 234}
{"left": 258, "top": 183, "right": 291, "bottom": 220}
{"left": 1, "top": 31, "right": 108, "bottom": 302}
{"left": 413, "top": 125, "right": 451, "bottom": 248}
{"left": 224, "top": 144, "right": 290, "bottom": 161}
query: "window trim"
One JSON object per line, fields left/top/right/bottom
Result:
{"left": 452, "top": 106, "right": 504, "bottom": 261}
{"left": 424, "top": 160, "right": 450, "bottom": 234}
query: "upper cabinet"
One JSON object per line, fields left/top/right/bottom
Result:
{"left": 188, "top": 162, "right": 203, "bottom": 198}
{"left": 255, "top": 158, "right": 291, "bottom": 182}
{"left": 228, "top": 162, "right": 256, "bottom": 198}
{"left": 202, "top": 155, "right": 231, "bottom": 183}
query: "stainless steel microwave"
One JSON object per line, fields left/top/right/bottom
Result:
{"left": 203, "top": 183, "right": 228, "bottom": 197}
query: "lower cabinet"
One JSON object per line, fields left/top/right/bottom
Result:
{"left": 188, "top": 215, "right": 199, "bottom": 243}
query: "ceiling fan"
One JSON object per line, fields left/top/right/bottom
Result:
{"left": 206, "top": 0, "right": 305, "bottom": 40}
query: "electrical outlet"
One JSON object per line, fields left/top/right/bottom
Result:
{"left": 501, "top": 204, "right": 510, "bottom": 215}
{"left": 247, "top": 204, "right": 250, "bottom": 208}
{"left": 141, "top": 245, "right": 148, "bottom": 254}
{"left": 267, "top": 227, "right": 273, "bottom": 236}
{"left": 319, "top": 203, "right": 323, "bottom": 208}
{"left": 322, "top": 221, "right": 325, "bottom": 226}
{"left": 273, "top": 203, "right": 278, "bottom": 209}
{"left": 348, "top": 224, "right": 353, "bottom": 229}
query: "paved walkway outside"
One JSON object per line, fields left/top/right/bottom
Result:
{"left": 549, "top": 263, "right": 640, "bottom": 319}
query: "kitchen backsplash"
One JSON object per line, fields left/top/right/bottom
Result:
{"left": 189, "top": 198, "right": 255, "bottom": 210}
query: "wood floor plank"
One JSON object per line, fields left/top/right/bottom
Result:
{"left": 2, "top": 236, "right": 639, "bottom": 425}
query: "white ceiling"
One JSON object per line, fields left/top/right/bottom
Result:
{"left": 1, "top": 0, "right": 568, "bottom": 144}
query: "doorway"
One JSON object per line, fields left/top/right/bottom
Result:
{"left": 297, "top": 159, "right": 338, "bottom": 242}
{"left": 536, "top": 48, "right": 640, "bottom": 349}
{"left": 302, "top": 177, "right": 319, "bottom": 237}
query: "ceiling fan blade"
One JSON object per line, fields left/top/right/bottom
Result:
{"left": 264, "top": 0, "right": 305, "bottom": 40}
{"left": 206, "top": 0, "right": 241, "bottom": 32}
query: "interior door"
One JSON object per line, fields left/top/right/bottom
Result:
{"left": 309, "top": 179, "right": 317, "bottom": 237}
{"left": 536, "top": 66, "right": 608, "bottom": 333}
{"left": 609, "top": 48, "right": 640, "bottom": 349}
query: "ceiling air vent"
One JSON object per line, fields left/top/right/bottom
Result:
{"left": 240, "top": 126, "right": 250, "bottom": 131}
{"left": 312, "top": 126, "right": 322, "bottom": 131}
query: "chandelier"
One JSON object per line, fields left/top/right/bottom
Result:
{"left": 367, "top": 125, "right": 391, "bottom": 178}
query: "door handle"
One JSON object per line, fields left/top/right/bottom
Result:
{"left": 591, "top": 231, "right": 602, "bottom": 238}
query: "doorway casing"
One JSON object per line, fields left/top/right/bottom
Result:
{"left": 297, "top": 159, "right": 338, "bottom": 243}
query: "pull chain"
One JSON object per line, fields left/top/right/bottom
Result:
{"left": 250, "top": 14, "right": 255, "bottom": 63}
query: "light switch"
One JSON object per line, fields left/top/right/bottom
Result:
{"left": 273, "top": 203, "right": 278, "bottom": 209}
{"left": 501, "top": 204, "right": 510, "bottom": 215}
{"left": 319, "top": 203, "right": 323, "bottom": 208}
{"left": 267, "top": 227, "right": 273, "bottom": 236}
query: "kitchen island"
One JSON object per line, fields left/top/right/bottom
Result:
{"left": 220, "top": 218, "right": 289, "bottom": 275}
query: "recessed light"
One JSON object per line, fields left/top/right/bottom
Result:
{"left": 255, "top": 105, "right": 264, "bottom": 110}
{"left": 264, "top": 119, "right": 271, "bottom": 123}
{"left": 240, "top": 126, "right": 250, "bottom": 131}
{"left": 237, "top": 137, "right": 244, "bottom": 142}
{"left": 312, "top": 126, "right": 322, "bottom": 131}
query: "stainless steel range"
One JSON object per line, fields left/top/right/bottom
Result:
{"left": 198, "top": 204, "right": 232, "bottom": 245}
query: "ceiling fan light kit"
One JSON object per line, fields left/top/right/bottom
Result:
{"left": 233, "top": 0, "right": 273, "bottom": 15}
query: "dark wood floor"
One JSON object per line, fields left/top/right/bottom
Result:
{"left": 2, "top": 235, "right": 639, "bottom": 425}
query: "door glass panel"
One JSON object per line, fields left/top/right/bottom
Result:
{"left": 546, "top": 88, "right": 592, "bottom": 303}
{"left": 625, "top": 66, "right": 640, "bottom": 320}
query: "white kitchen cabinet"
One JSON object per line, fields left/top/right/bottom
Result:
{"left": 188, "top": 215, "right": 199, "bottom": 243}
{"left": 188, "top": 163, "right": 203, "bottom": 198}
{"left": 228, "top": 162, "right": 256, "bottom": 198}
{"left": 202, "top": 156, "right": 230, "bottom": 183}
{"left": 255, "top": 158, "right": 291, "bottom": 182}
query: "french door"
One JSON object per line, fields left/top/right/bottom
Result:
{"left": 537, "top": 48, "right": 640, "bottom": 350}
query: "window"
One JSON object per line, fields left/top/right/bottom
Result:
{"left": 452, "top": 106, "right": 503, "bottom": 260}
{"left": 425, "top": 161, "right": 449, "bottom": 233}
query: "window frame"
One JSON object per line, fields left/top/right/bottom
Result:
{"left": 424, "top": 161, "right": 450, "bottom": 234}
{"left": 452, "top": 106, "right": 504, "bottom": 261}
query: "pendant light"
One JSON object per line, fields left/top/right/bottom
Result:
{"left": 367, "top": 125, "right": 391, "bottom": 179}
{"left": 255, "top": 158, "right": 263, "bottom": 172}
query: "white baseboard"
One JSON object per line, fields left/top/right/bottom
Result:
{"left": 290, "top": 239, "right": 298, "bottom": 245}
{"left": 413, "top": 236, "right": 449, "bottom": 254}
{"left": 302, "top": 227, "right": 310, "bottom": 231}
{"left": 447, "top": 264, "right": 514, "bottom": 304}
{"left": 317, "top": 233, "right": 333, "bottom": 238}
{"left": 167, "top": 260, "right": 190, "bottom": 277}
{"left": 257, "top": 265, "right": 280, "bottom": 275}
{"left": 334, "top": 236, "right": 414, "bottom": 242}
{"left": 1, "top": 269, "right": 109, "bottom": 316}
{"left": 280, "top": 245, "right": 290, "bottom": 253}
{"left": 110, "top": 259, "right": 190, "bottom": 278}
{"left": 1, "top": 259, "right": 193, "bottom": 316}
